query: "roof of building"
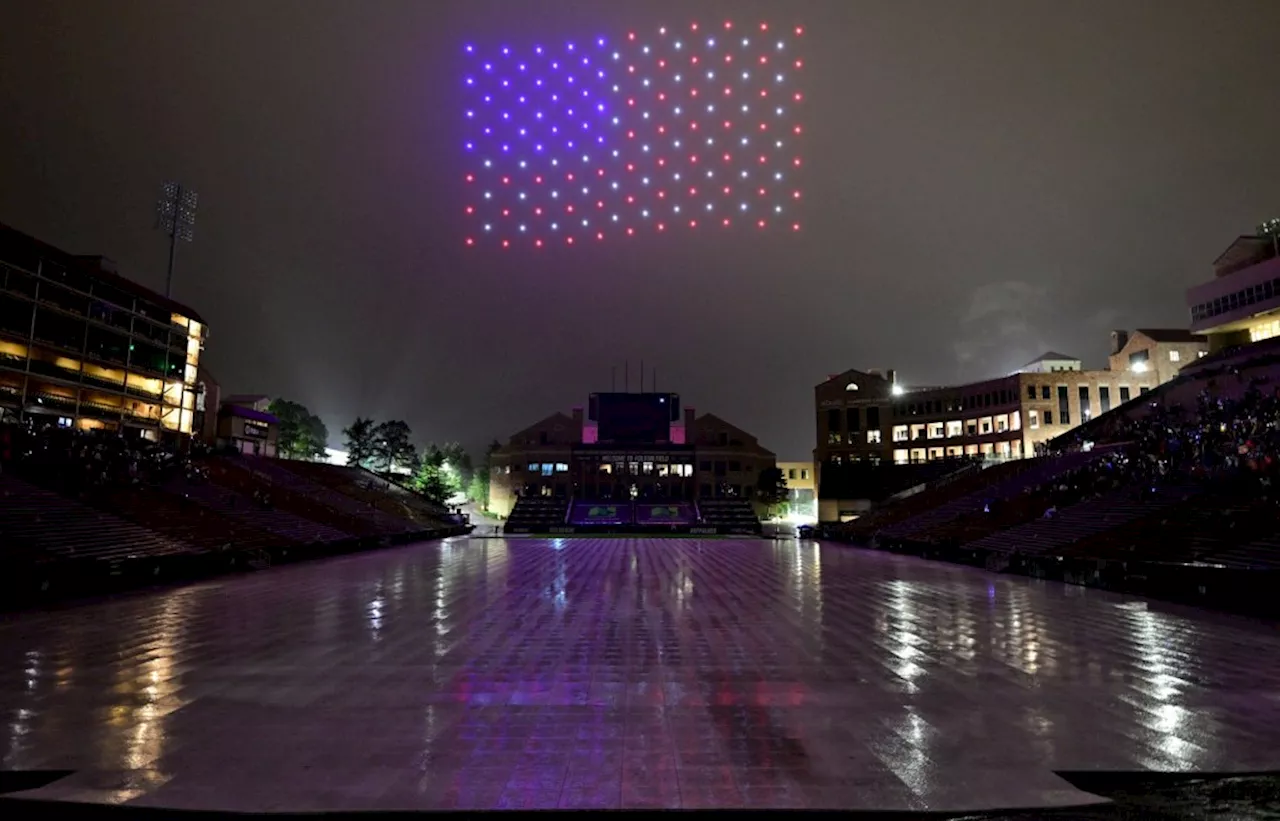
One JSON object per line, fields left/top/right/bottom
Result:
{"left": 1134, "top": 328, "right": 1205, "bottom": 344}
{"left": 0, "top": 221, "right": 205, "bottom": 323}
{"left": 219, "top": 404, "right": 278, "bottom": 425}
{"left": 222, "top": 394, "right": 270, "bottom": 407}
{"left": 1213, "top": 235, "right": 1276, "bottom": 277}
{"left": 1023, "top": 351, "right": 1080, "bottom": 365}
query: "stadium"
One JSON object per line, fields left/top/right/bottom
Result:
{"left": 488, "top": 389, "right": 772, "bottom": 534}
{"left": 5, "top": 9, "right": 1280, "bottom": 819}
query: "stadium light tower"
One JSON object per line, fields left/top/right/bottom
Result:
{"left": 155, "top": 181, "right": 198, "bottom": 299}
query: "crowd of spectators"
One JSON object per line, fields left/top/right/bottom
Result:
{"left": 1035, "top": 375, "right": 1280, "bottom": 506}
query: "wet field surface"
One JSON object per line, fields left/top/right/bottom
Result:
{"left": 1, "top": 536, "right": 1278, "bottom": 812}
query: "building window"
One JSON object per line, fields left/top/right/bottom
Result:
{"left": 1057, "top": 385, "right": 1070, "bottom": 425}
{"left": 945, "top": 420, "right": 963, "bottom": 437}
{"left": 892, "top": 425, "right": 908, "bottom": 442}
{"left": 1169, "top": 349, "right": 1180, "bottom": 362}
{"left": 1044, "top": 410, "right": 1053, "bottom": 425}
{"left": 1099, "top": 386, "right": 1111, "bottom": 414}
{"left": 541, "top": 464, "right": 555, "bottom": 476}
{"left": 893, "top": 449, "right": 909, "bottom": 465}
{"left": 699, "top": 460, "right": 711, "bottom": 471}
{"left": 728, "top": 460, "right": 741, "bottom": 472}
{"left": 1078, "top": 386, "right": 1091, "bottom": 422}
{"left": 1041, "top": 385, "right": 1050, "bottom": 400}
{"left": 965, "top": 421, "right": 977, "bottom": 436}
{"left": 867, "top": 430, "right": 882, "bottom": 444}
{"left": 1119, "top": 386, "right": 1131, "bottom": 403}
{"left": 846, "top": 407, "right": 861, "bottom": 432}
{"left": 1027, "top": 385, "right": 1036, "bottom": 399}
{"left": 928, "top": 422, "right": 945, "bottom": 439}
{"left": 528, "top": 463, "right": 540, "bottom": 473}
{"left": 788, "top": 468, "right": 797, "bottom": 479}
{"left": 555, "top": 462, "right": 569, "bottom": 473}
{"left": 827, "top": 432, "right": 843, "bottom": 445}
{"left": 1029, "top": 410, "right": 1039, "bottom": 429}
{"left": 800, "top": 469, "right": 808, "bottom": 480}
{"left": 826, "top": 407, "right": 840, "bottom": 435}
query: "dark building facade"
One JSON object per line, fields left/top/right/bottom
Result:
{"left": 0, "top": 222, "right": 206, "bottom": 438}
{"left": 488, "top": 393, "right": 776, "bottom": 518}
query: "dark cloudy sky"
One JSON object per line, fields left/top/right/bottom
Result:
{"left": 3, "top": 0, "right": 1279, "bottom": 459}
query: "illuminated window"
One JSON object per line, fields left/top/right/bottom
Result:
{"left": 866, "top": 430, "right": 882, "bottom": 444}
{"left": 892, "top": 425, "right": 908, "bottom": 442}
{"left": 1168, "top": 349, "right": 1180, "bottom": 362}
{"left": 555, "top": 462, "right": 569, "bottom": 472}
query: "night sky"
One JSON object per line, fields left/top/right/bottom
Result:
{"left": 3, "top": 1, "right": 1279, "bottom": 460}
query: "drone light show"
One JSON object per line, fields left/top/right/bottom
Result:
{"left": 462, "top": 21, "right": 805, "bottom": 248}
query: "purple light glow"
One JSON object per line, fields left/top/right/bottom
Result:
{"left": 463, "top": 22, "right": 804, "bottom": 247}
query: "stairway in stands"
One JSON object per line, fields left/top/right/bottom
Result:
{"left": 505, "top": 497, "right": 571, "bottom": 532}
{"left": 696, "top": 499, "right": 762, "bottom": 534}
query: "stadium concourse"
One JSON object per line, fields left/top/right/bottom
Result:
{"left": 2, "top": 535, "right": 1280, "bottom": 813}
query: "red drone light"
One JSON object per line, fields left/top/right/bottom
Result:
{"left": 502, "top": 239, "right": 510, "bottom": 247}
{"left": 627, "top": 227, "right": 635, "bottom": 235}
{"left": 758, "top": 219, "right": 766, "bottom": 228}
{"left": 535, "top": 239, "right": 543, "bottom": 247}
{"left": 567, "top": 236, "right": 574, "bottom": 244}
{"left": 465, "top": 174, "right": 474, "bottom": 182}
{"left": 724, "top": 21, "right": 733, "bottom": 30}
{"left": 723, "top": 218, "right": 730, "bottom": 227}
{"left": 465, "top": 206, "right": 474, "bottom": 214}
{"left": 795, "top": 26, "right": 804, "bottom": 36}
{"left": 760, "top": 22, "right": 769, "bottom": 31}
{"left": 465, "top": 237, "right": 474, "bottom": 245}
{"left": 658, "top": 223, "right": 666, "bottom": 231}
{"left": 628, "top": 32, "right": 636, "bottom": 40}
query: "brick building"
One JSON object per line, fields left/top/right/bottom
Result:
{"left": 812, "top": 330, "right": 1197, "bottom": 522}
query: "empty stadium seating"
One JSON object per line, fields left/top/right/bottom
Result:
{"left": 0, "top": 474, "right": 195, "bottom": 564}
{"left": 505, "top": 496, "right": 570, "bottom": 532}
{"left": 696, "top": 498, "right": 761, "bottom": 532}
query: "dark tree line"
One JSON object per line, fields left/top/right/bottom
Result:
{"left": 342, "top": 416, "right": 481, "bottom": 506}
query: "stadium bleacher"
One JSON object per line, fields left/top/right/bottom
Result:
{"left": 505, "top": 496, "right": 571, "bottom": 532}
{"left": 820, "top": 357, "right": 1280, "bottom": 616}
{"left": 0, "top": 423, "right": 470, "bottom": 607}
{"left": 696, "top": 498, "right": 762, "bottom": 533}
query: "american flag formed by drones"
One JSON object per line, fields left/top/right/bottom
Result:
{"left": 462, "top": 21, "right": 805, "bottom": 248}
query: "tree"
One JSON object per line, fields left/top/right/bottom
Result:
{"left": 756, "top": 466, "right": 789, "bottom": 516}
{"left": 470, "top": 439, "right": 501, "bottom": 509}
{"left": 439, "top": 442, "right": 475, "bottom": 490}
{"left": 412, "top": 443, "right": 459, "bottom": 504}
{"left": 343, "top": 417, "right": 377, "bottom": 469}
{"left": 269, "top": 399, "right": 328, "bottom": 460}
{"left": 372, "top": 420, "right": 417, "bottom": 476}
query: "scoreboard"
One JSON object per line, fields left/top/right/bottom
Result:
{"left": 590, "top": 392, "right": 679, "bottom": 443}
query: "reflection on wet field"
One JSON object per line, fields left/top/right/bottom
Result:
{"left": 1, "top": 536, "right": 1278, "bottom": 811}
